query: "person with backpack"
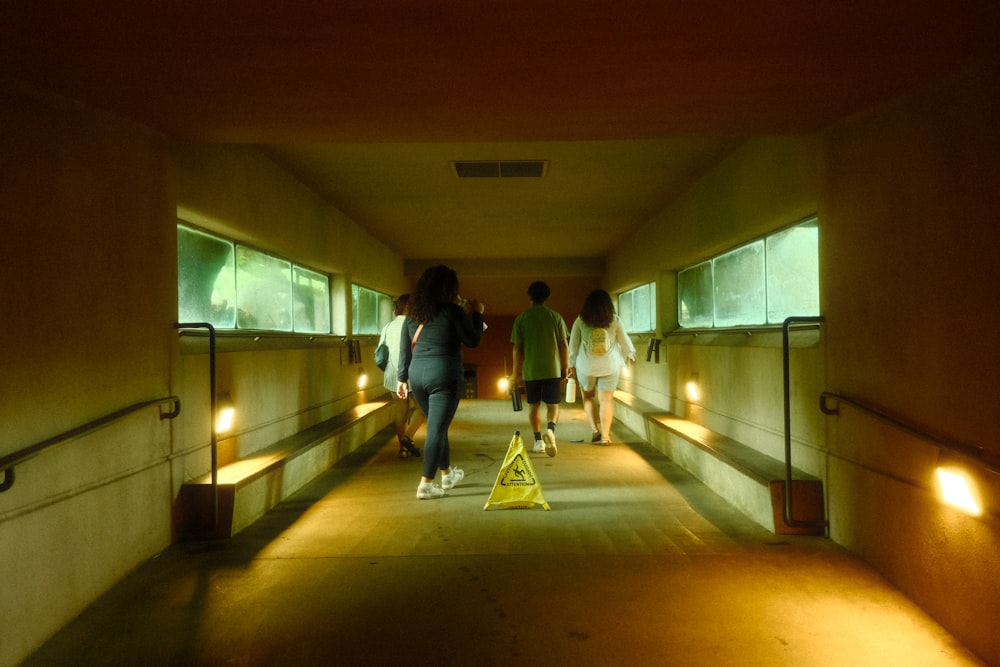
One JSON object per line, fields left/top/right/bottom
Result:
{"left": 567, "top": 289, "right": 637, "bottom": 445}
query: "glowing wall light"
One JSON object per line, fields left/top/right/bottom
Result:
{"left": 357, "top": 368, "right": 368, "bottom": 389}
{"left": 935, "top": 464, "right": 983, "bottom": 516}
{"left": 685, "top": 372, "right": 700, "bottom": 401}
{"left": 215, "top": 392, "right": 235, "bottom": 434}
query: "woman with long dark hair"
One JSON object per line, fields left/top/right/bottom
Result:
{"left": 567, "top": 289, "right": 636, "bottom": 445}
{"left": 397, "top": 265, "right": 485, "bottom": 499}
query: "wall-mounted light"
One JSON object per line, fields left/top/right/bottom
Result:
{"left": 498, "top": 376, "right": 510, "bottom": 393}
{"left": 685, "top": 372, "right": 700, "bottom": 401}
{"left": 357, "top": 368, "right": 368, "bottom": 390}
{"left": 215, "top": 392, "right": 235, "bottom": 434}
{"left": 935, "top": 453, "right": 983, "bottom": 516}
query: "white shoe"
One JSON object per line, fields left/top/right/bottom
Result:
{"left": 533, "top": 440, "right": 546, "bottom": 453}
{"left": 543, "top": 429, "right": 558, "bottom": 457}
{"left": 441, "top": 467, "right": 465, "bottom": 490}
{"left": 416, "top": 482, "right": 445, "bottom": 499}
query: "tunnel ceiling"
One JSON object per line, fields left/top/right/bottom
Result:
{"left": 4, "top": 0, "right": 999, "bottom": 272}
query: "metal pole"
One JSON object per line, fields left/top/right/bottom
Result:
{"left": 782, "top": 316, "right": 827, "bottom": 528}
{"left": 176, "top": 322, "right": 218, "bottom": 528}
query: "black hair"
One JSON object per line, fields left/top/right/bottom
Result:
{"left": 527, "top": 281, "right": 550, "bottom": 302}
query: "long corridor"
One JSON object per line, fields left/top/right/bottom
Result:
{"left": 23, "top": 401, "right": 983, "bottom": 666}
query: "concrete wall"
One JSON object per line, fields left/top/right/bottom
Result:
{"left": 0, "top": 77, "right": 407, "bottom": 667}
{"left": 606, "top": 59, "right": 1000, "bottom": 664}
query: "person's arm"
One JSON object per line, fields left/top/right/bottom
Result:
{"left": 557, "top": 337, "right": 569, "bottom": 379}
{"left": 398, "top": 320, "right": 413, "bottom": 384}
{"left": 567, "top": 319, "right": 581, "bottom": 378}
{"left": 453, "top": 302, "right": 485, "bottom": 348}
{"left": 616, "top": 318, "right": 637, "bottom": 363}
{"left": 512, "top": 342, "right": 524, "bottom": 386}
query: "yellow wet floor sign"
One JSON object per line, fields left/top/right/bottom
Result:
{"left": 484, "top": 431, "right": 550, "bottom": 510}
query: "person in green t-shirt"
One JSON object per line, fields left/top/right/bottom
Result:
{"left": 511, "top": 281, "right": 570, "bottom": 457}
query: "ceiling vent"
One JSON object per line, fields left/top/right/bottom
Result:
{"left": 451, "top": 160, "right": 549, "bottom": 178}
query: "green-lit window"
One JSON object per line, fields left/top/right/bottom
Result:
{"left": 677, "top": 217, "right": 819, "bottom": 328}
{"left": 236, "top": 246, "right": 292, "bottom": 330}
{"left": 351, "top": 285, "right": 393, "bottom": 335}
{"left": 618, "top": 282, "right": 656, "bottom": 333}
{"left": 293, "top": 266, "right": 332, "bottom": 334}
{"left": 677, "top": 260, "right": 713, "bottom": 328}
{"left": 177, "top": 223, "right": 331, "bottom": 333}
{"left": 177, "top": 225, "right": 236, "bottom": 328}
{"left": 765, "top": 220, "right": 820, "bottom": 322}
{"left": 714, "top": 241, "right": 766, "bottom": 327}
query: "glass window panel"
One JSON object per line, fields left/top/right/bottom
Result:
{"left": 352, "top": 284, "right": 386, "bottom": 335}
{"left": 235, "top": 246, "right": 292, "bottom": 330}
{"left": 292, "top": 266, "right": 331, "bottom": 333}
{"left": 377, "top": 293, "right": 394, "bottom": 332}
{"left": 678, "top": 261, "right": 714, "bottom": 328}
{"left": 714, "top": 241, "right": 765, "bottom": 327}
{"left": 619, "top": 283, "right": 656, "bottom": 333}
{"left": 636, "top": 282, "right": 654, "bottom": 332}
{"left": 618, "top": 291, "right": 634, "bottom": 330}
{"left": 351, "top": 284, "right": 361, "bottom": 334}
{"left": 177, "top": 225, "right": 236, "bottom": 328}
{"left": 766, "top": 219, "right": 819, "bottom": 323}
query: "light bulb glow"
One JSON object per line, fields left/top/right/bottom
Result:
{"left": 935, "top": 467, "right": 983, "bottom": 516}
{"left": 685, "top": 380, "right": 700, "bottom": 401}
{"left": 215, "top": 406, "right": 235, "bottom": 433}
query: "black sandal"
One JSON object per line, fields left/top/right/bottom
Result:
{"left": 401, "top": 436, "right": 421, "bottom": 457}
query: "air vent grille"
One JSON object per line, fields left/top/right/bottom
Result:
{"left": 451, "top": 160, "right": 549, "bottom": 178}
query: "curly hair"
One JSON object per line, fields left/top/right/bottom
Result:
{"left": 409, "top": 265, "right": 459, "bottom": 324}
{"left": 580, "top": 289, "right": 615, "bottom": 328}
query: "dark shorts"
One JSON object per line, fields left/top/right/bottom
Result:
{"left": 524, "top": 378, "right": 562, "bottom": 405}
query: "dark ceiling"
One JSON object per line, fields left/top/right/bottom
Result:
{"left": 4, "top": 1, "right": 999, "bottom": 271}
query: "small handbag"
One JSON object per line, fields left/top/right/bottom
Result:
{"left": 374, "top": 342, "right": 389, "bottom": 371}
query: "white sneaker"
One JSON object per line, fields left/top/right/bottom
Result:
{"left": 441, "top": 467, "right": 465, "bottom": 490}
{"left": 533, "top": 440, "right": 546, "bottom": 453}
{"left": 543, "top": 429, "right": 558, "bottom": 457}
{"left": 416, "top": 482, "right": 445, "bottom": 499}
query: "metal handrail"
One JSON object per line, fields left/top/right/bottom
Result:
{"left": 0, "top": 396, "right": 180, "bottom": 493}
{"left": 782, "top": 316, "right": 828, "bottom": 529}
{"left": 175, "top": 322, "right": 220, "bottom": 527}
{"left": 819, "top": 391, "right": 989, "bottom": 468}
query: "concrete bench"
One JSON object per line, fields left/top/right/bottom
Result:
{"left": 174, "top": 398, "right": 400, "bottom": 540}
{"left": 614, "top": 391, "right": 825, "bottom": 535}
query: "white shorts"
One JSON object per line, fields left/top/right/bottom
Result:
{"left": 578, "top": 369, "right": 620, "bottom": 393}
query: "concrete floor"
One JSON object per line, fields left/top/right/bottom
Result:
{"left": 23, "top": 400, "right": 984, "bottom": 666}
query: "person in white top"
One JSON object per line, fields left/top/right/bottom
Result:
{"left": 378, "top": 294, "right": 425, "bottom": 457}
{"left": 567, "top": 289, "right": 637, "bottom": 445}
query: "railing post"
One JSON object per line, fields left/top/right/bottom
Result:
{"left": 176, "top": 322, "right": 219, "bottom": 528}
{"left": 782, "top": 316, "right": 828, "bottom": 529}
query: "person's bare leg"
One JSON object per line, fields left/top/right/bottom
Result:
{"left": 582, "top": 389, "right": 599, "bottom": 436}
{"left": 598, "top": 389, "right": 615, "bottom": 442}
{"left": 545, "top": 402, "right": 559, "bottom": 428}
{"left": 528, "top": 401, "right": 542, "bottom": 434}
